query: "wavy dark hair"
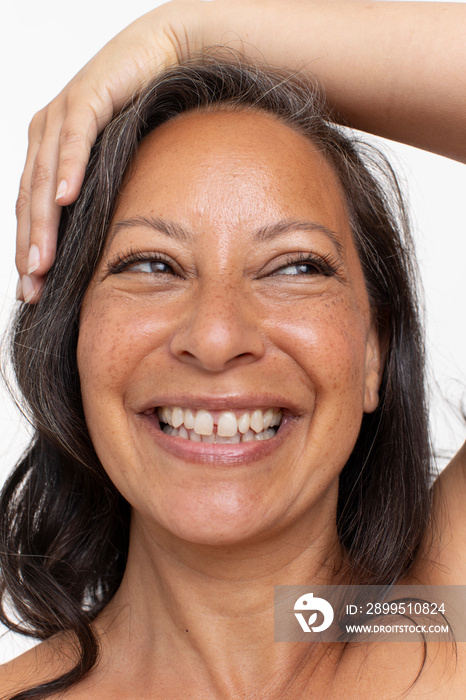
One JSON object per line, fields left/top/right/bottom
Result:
{"left": 0, "top": 55, "right": 431, "bottom": 698}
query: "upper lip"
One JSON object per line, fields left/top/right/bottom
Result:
{"left": 135, "top": 393, "right": 304, "bottom": 416}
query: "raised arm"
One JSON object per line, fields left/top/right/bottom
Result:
{"left": 17, "top": 0, "right": 466, "bottom": 301}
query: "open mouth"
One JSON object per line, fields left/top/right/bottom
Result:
{"left": 151, "top": 406, "right": 283, "bottom": 444}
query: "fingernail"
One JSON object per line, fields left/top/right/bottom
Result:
{"left": 22, "top": 275, "right": 35, "bottom": 304}
{"left": 55, "top": 179, "right": 67, "bottom": 201}
{"left": 27, "top": 244, "right": 40, "bottom": 275}
{"left": 16, "top": 277, "right": 23, "bottom": 301}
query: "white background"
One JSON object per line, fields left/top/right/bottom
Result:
{"left": 0, "top": 0, "right": 465, "bottom": 664}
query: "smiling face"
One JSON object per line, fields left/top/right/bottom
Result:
{"left": 77, "top": 108, "right": 383, "bottom": 547}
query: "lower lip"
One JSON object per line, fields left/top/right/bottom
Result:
{"left": 138, "top": 413, "right": 295, "bottom": 466}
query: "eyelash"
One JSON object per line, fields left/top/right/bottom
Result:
{"left": 271, "top": 252, "right": 341, "bottom": 277}
{"left": 106, "top": 249, "right": 341, "bottom": 278}
{"left": 106, "top": 249, "right": 179, "bottom": 276}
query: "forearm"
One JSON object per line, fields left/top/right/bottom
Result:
{"left": 193, "top": 0, "right": 466, "bottom": 161}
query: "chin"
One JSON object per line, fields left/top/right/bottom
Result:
{"left": 141, "top": 490, "right": 281, "bottom": 548}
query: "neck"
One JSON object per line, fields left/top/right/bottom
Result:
{"left": 97, "top": 497, "right": 347, "bottom": 696}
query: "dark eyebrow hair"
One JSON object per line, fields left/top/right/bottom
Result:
{"left": 254, "top": 220, "right": 343, "bottom": 254}
{"left": 107, "top": 216, "right": 194, "bottom": 248}
{"left": 107, "top": 215, "right": 344, "bottom": 254}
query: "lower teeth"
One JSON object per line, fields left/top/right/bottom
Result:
{"left": 161, "top": 425, "right": 277, "bottom": 443}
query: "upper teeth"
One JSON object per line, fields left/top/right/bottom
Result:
{"left": 157, "top": 407, "right": 282, "bottom": 437}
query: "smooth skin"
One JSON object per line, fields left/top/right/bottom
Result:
{"left": 15, "top": 1, "right": 466, "bottom": 301}
{"left": 2, "top": 107, "right": 465, "bottom": 699}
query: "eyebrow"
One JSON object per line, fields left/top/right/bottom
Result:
{"left": 107, "top": 215, "right": 343, "bottom": 254}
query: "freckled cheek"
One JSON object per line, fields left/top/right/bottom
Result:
{"left": 77, "top": 300, "right": 172, "bottom": 405}
{"left": 264, "top": 302, "right": 368, "bottom": 392}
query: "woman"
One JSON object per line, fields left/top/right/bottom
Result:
{"left": 2, "top": 2, "right": 465, "bottom": 699}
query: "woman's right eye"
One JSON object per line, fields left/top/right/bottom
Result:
{"left": 127, "top": 260, "right": 174, "bottom": 274}
{"left": 106, "top": 251, "right": 178, "bottom": 276}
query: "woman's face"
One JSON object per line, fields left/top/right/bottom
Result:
{"left": 77, "top": 109, "right": 382, "bottom": 546}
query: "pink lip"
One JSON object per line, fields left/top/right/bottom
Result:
{"left": 138, "top": 411, "right": 297, "bottom": 466}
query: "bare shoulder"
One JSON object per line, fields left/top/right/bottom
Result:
{"left": 339, "top": 639, "right": 466, "bottom": 699}
{"left": 0, "top": 645, "right": 45, "bottom": 697}
{"left": 398, "top": 441, "right": 466, "bottom": 696}
{"left": 413, "top": 440, "right": 466, "bottom": 585}
{"left": 0, "top": 637, "right": 74, "bottom": 698}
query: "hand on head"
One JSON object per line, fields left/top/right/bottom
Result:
{"left": 15, "top": 0, "right": 466, "bottom": 293}
{"left": 15, "top": 0, "right": 201, "bottom": 302}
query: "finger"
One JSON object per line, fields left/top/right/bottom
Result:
{"left": 55, "top": 100, "right": 108, "bottom": 206}
{"left": 16, "top": 170, "right": 36, "bottom": 280}
{"left": 16, "top": 92, "right": 112, "bottom": 301}
{"left": 27, "top": 138, "right": 62, "bottom": 280}
{"left": 20, "top": 273, "right": 45, "bottom": 305}
{"left": 16, "top": 107, "right": 63, "bottom": 288}
{"left": 15, "top": 111, "right": 44, "bottom": 279}
{"left": 16, "top": 277, "right": 24, "bottom": 302}
{"left": 30, "top": 98, "right": 110, "bottom": 284}
{"left": 25, "top": 104, "right": 69, "bottom": 283}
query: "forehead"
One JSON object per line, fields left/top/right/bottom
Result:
{"left": 113, "top": 108, "right": 352, "bottom": 239}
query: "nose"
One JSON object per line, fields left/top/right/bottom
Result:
{"left": 169, "top": 281, "right": 265, "bottom": 372}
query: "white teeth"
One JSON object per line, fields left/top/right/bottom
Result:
{"left": 172, "top": 407, "right": 184, "bottom": 429}
{"left": 237, "top": 413, "right": 250, "bottom": 434}
{"left": 254, "top": 428, "right": 276, "bottom": 441}
{"left": 263, "top": 408, "right": 274, "bottom": 430}
{"left": 216, "top": 433, "right": 241, "bottom": 444}
{"left": 250, "top": 410, "right": 263, "bottom": 433}
{"left": 184, "top": 408, "right": 195, "bottom": 430}
{"left": 163, "top": 407, "right": 173, "bottom": 426}
{"left": 164, "top": 426, "right": 275, "bottom": 443}
{"left": 157, "top": 406, "right": 283, "bottom": 440}
{"left": 193, "top": 410, "right": 214, "bottom": 436}
{"left": 270, "top": 412, "right": 281, "bottom": 427}
{"left": 217, "top": 411, "right": 238, "bottom": 437}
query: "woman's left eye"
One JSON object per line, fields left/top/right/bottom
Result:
{"left": 272, "top": 255, "right": 337, "bottom": 277}
{"left": 274, "top": 262, "right": 321, "bottom": 276}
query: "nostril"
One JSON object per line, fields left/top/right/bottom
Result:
{"left": 179, "top": 350, "right": 196, "bottom": 360}
{"left": 173, "top": 349, "right": 260, "bottom": 372}
{"left": 169, "top": 311, "right": 265, "bottom": 372}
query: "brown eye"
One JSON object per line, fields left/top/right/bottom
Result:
{"left": 128, "top": 260, "right": 175, "bottom": 274}
{"left": 107, "top": 250, "right": 179, "bottom": 276}
{"left": 272, "top": 253, "right": 339, "bottom": 278}
{"left": 275, "top": 262, "right": 322, "bottom": 276}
